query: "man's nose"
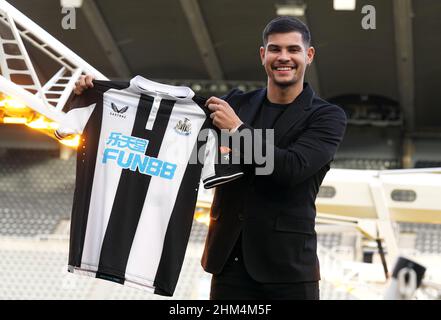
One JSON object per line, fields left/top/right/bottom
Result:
{"left": 277, "top": 49, "right": 290, "bottom": 62}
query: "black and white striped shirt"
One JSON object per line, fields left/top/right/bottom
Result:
{"left": 57, "top": 76, "right": 242, "bottom": 296}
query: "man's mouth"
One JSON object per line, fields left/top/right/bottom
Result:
{"left": 273, "top": 65, "right": 296, "bottom": 71}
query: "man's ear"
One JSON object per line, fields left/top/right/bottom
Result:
{"left": 307, "top": 46, "right": 315, "bottom": 65}
{"left": 259, "top": 46, "right": 265, "bottom": 66}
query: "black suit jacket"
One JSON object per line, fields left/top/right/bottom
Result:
{"left": 201, "top": 83, "right": 347, "bottom": 283}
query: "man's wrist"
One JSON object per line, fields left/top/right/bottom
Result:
{"left": 229, "top": 121, "right": 243, "bottom": 134}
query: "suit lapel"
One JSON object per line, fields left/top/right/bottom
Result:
{"left": 239, "top": 84, "right": 315, "bottom": 146}
{"left": 239, "top": 88, "right": 266, "bottom": 125}
{"left": 273, "top": 83, "right": 314, "bottom": 145}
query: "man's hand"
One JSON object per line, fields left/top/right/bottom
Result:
{"left": 206, "top": 96, "right": 243, "bottom": 131}
{"left": 73, "top": 74, "right": 95, "bottom": 95}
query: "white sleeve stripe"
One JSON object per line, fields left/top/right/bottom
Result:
{"left": 202, "top": 172, "right": 244, "bottom": 189}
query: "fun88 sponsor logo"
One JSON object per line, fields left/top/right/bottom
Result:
{"left": 102, "top": 132, "right": 177, "bottom": 180}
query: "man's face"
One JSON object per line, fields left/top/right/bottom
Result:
{"left": 260, "top": 32, "right": 315, "bottom": 88}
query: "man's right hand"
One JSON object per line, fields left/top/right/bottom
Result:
{"left": 73, "top": 74, "right": 95, "bottom": 95}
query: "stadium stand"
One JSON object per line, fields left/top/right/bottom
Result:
{"left": 2, "top": 149, "right": 440, "bottom": 299}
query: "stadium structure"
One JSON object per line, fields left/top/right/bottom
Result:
{"left": 0, "top": 0, "right": 440, "bottom": 300}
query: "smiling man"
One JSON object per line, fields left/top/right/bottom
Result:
{"left": 261, "top": 30, "right": 313, "bottom": 102}
{"left": 203, "top": 16, "right": 347, "bottom": 300}
{"left": 73, "top": 16, "right": 347, "bottom": 300}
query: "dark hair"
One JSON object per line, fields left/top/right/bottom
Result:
{"left": 262, "top": 16, "right": 311, "bottom": 47}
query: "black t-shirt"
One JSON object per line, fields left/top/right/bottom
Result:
{"left": 254, "top": 97, "right": 289, "bottom": 129}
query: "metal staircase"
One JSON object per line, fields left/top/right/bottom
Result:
{"left": 0, "top": 0, "right": 107, "bottom": 126}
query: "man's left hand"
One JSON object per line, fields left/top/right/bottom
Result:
{"left": 206, "top": 96, "right": 243, "bottom": 131}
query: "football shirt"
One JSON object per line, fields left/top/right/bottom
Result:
{"left": 56, "top": 76, "right": 242, "bottom": 296}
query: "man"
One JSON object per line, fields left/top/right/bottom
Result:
{"left": 74, "top": 16, "right": 346, "bottom": 300}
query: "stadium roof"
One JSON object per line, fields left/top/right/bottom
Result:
{"left": 6, "top": 0, "right": 441, "bottom": 133}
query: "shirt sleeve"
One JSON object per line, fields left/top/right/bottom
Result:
{"left": 200, "top": 125, "right": 244, "bottom": 189}
{"left": 54, "top": 88, "right": 99, "bottom": 140}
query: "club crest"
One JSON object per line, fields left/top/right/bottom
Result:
{"left": 174, "top": 117, "right": 192, "bottom": 136}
